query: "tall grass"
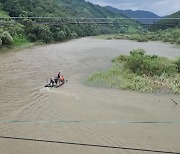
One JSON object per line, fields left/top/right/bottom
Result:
{"left": 12, "top": 36, "right": 31, "bottom": 47}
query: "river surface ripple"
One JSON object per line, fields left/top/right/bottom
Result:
{"left": 0, "top": 38, "right": 180, "bottom": 154}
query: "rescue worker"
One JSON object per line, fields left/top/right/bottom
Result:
{"left": 54, "top": 72, "right": 61, "bottom": 84}
{"left": 60, "top": 75, "right": 65, "bottom": 83}
{"left": 57, "top": 72, "right": 61, "bottom": 79}
{"left": 50, "top": 77, "right": 55, "bottom": 86}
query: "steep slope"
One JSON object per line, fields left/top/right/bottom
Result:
{"left": 150, "top": 11, "right": 180, "bottom": 30}
{"left": 0, "top": 0, "right": 69, "bottom": 17}
{"left": 0, "top": 0, "right": 140, "bottom": 48}
{"left": 55, "top": 0, "right": 122, "bottom": 18}
{"left": 105, "top": 6, "right": 160, "bottom": 24}
{"left": 55, "top": 0, "right": 140, "bottom": 31}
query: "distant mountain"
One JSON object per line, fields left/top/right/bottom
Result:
{"left": 54, "top": 0, "right": 124, "bottom": 18}
{"left": 54, "top": 0, "right": 140, "bottom": 31}
{"left": 150, "top": 11, "right": 180, "bottom": 30}
{"left": 105, "top": 6, "right": 160, "bottom": 24}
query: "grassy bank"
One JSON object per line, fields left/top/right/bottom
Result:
{"left": 87, "top": 49, "right": 180, "bottom": 94}
{"left": 96, "top": 28, "right": 180, "bottom": 45}
{"left": 11, "top": 36, "right": 35, "bottom": 48}
{"left": 0, "top": 41, "right": 34, "bottom": 51}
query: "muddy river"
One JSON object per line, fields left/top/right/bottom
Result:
{"left": 0, "top": 38, "right": 180, "bottom": 154}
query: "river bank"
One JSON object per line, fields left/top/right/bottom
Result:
{"left": 96, "top": 28, "right": 180, "bottom": 46}
{"left": 0, "top": 41, "right": 35, "bottom": 51}
{"left": 0, "top": 37, "right": 78, "bottom": 52}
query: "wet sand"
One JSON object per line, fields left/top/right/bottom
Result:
{"left": 0, "top": 38, "right": 180, "bottom": 154}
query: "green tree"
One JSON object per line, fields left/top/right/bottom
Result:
{"left": 3, "top": 0, "right": 22, "bottom": 16}
{"left": 0, "top": 31, "right": 14, "bottom": 45}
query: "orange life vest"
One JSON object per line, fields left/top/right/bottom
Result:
{"left": 60, "top": 76, "right": 64, "bottom": 81}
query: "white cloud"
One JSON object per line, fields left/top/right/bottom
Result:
{"left": 87, "top": 0, "right": 180, "bottom": 16}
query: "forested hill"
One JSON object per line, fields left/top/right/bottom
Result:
{"left": 105, "top": 6, "right": 160, "bottom": 24}
{"left": 54, "top": 0, "right": 123, "bottom": 18}
{"left": 1, "top": 0, "right": 123, "bottom": 18}
{"left": 0, "top": 0, "right": 139, "bottom": 48}
{"left": 150, "top": 11, "right": 180, "bottom": 30}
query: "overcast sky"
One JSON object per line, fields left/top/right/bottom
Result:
{"left": 87, "top": 0, "right": 180, "bottom": 16}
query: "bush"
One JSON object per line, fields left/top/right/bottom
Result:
{"left": 88, "top": 49, "right": 180, "bottom": 94}
{"left": 130, "top": 49, "right": 145, "bottom": 56}
{"left": 175, "top": 57, "right": 180, "bottom": 73}
{"left": 112, "top": 55, "right": 129, "bottom": 63}
{"left": 26, "top": 24, "right": 53, "bottom": 43}
{"left": 176, "top": 38, "right": 180, "bottom": 44}
{"left": 70, "top": 32, "right": 78, "bottom": 39}
{"left": 125, "top": 54, "right": 144, "bottom": 74}
{"left": 1, "top": 31, "right": 14, "bottom": 45}
{"left": 137, "top": 36, "right": 148, "bottom": 42}
{"left": 12, "top": 35, "right": 29, "bottom": 46}
{"left": 125, "top": 49, "right": 178, "bottom": 76}
{"left": 53, "top": 30, "right": 66, "bottom": 41}
{"left": 0, "top": 38, "right": 2, "bottom": 47}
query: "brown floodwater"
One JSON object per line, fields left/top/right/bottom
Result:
{"left": 0, "top": 38, "right": 180, "bottom": 154}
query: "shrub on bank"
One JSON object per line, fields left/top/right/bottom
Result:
{"left": 137, "top": 36, "right": 148, "bottom": 42}
{"left": 87, "top": 49, "right": 180, "bottom": 94}
{"left": 12, "top": 35, "right": 29, "bottom": 46}
{"left": 176, "top": 38, "right": 180, "bottom": 44}
{"left": 99, "top": 28, "right": 180, "bottom": 45}
{"left": 0, "top": 31, "right": 14, "bottom": 45}
{"left": 175, "top": 57, "right": 180, "bottom": 73}
{"left": 117, "top": 49, "right": 178, "bottom": 76}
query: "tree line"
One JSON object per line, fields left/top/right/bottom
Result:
{"left": 0, "top": 0, "right": 139, "bottom": 48}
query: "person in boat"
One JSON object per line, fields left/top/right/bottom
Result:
{"left": 60, "top": 75, "right": 65, "bottom": 83}
{"left": 54, "top": 72, "right": 61, "bottom": 84}
{"left": 57, "top": 72, "right": 61, "bottom": 79}
{"left": 50, "top": 77, "right": 55, "bottom": 86}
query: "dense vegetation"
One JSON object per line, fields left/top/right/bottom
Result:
{"left": 97, "top": 28, "right": 180, "bottom": 45}
{"left": 0, "top": 0, "right": 178, "bottom": 49}
{"left": 150, "top": 11, "right": 180, "bottom": 30}
{"left": 96, "top": 10, "right": 180, "bottom": 45}
{"left": 105, "top": 6, "right": 160, "bottom": 24}
{"left": 91, "top": 10, "right": 180, "bottom": 94}
{"left": 0, "top": 0, "right": 139, "bottom": 48}
{"left": 87, "top": 49, "right": 180, "bottom": 94}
